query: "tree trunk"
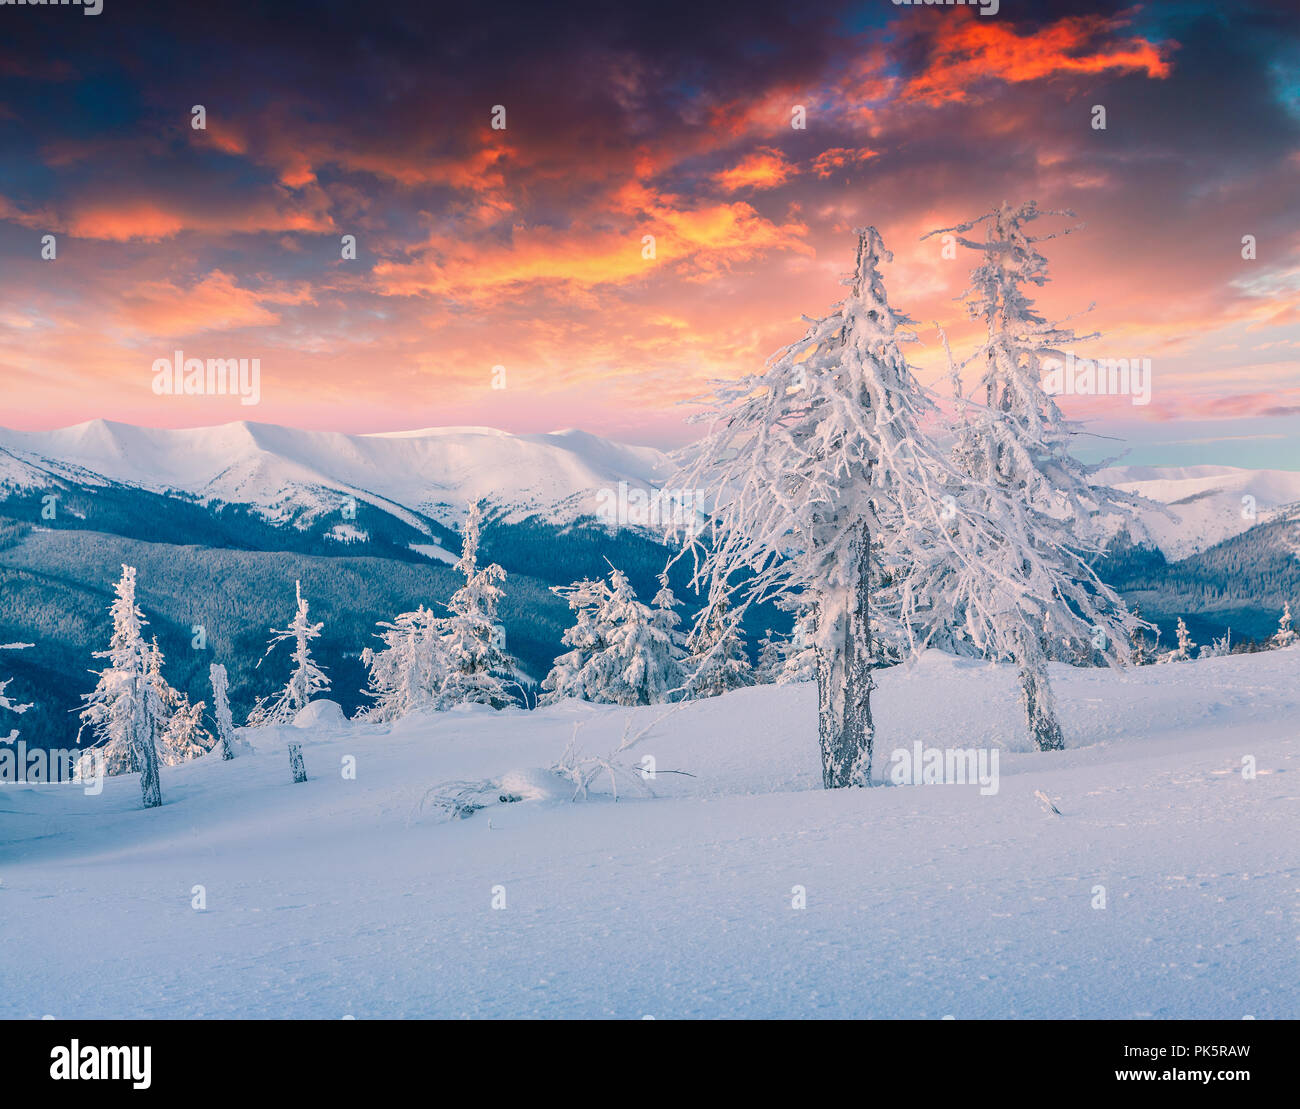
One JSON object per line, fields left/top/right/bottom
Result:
{"left": 135, "top": 680, "right": 162, "bottom": 809}
{"left": 288, "top": 741, "right": 307, "bottom": 783}
{"left": 816, "top": 521, "right": 875, "bottom": 788}
{"left": 1018, "top": 641, "right": 1065, "bottom": 752}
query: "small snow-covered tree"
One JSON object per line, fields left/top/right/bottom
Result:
{"left": 777, "top": 608, "right": 817, "bottom": 685}
{"left": 1127, "top": 604, "right": 1160, "bottom": 666}
{"left": 209, "top": 662, "right": 249, "bottom": 760}
{"left": 673, "top": 227, "right": 960, "bottom": 786}
{"left": 1201, "top": 628, "right": 1232, "bottom": 659}
{"left": 539, "top": 577, "right": 610, "bottom": 705}
{"left": 78, "top": 565, "right": 162, "bottom": 807}
{"left": 360, "top": 605, "right": 448, "bottom": 721}
{"left": 249, "top": 580, "right": 330, "bottom": 725}
{"left": 1, "top": 642, "right": 33, "bottom": 744}
{"left": 439, "top": 503, "right": 515, "bottom": 709}
{"left": 1272, "top": 602, "right": 1296, "bottom": 648}
{"left": 541, "top": 568, "right": 682, "bottom": 706}
{"left": 754, "top": 629, "right": 784, "bottom": 684}
{"left": 684, "top": 599, "right": 753, "bottom": 699}
{"left": 650, "top": 572, "right": 689, "bottom": 684}
{"left": 916, "top": 202, "right": 1148, "bottom": 750}
{"left": 145, "top": 638, "right": 211, "bottom": 766}
{"left": 1161, "top": 617, "right": 1196, "bottom": 663}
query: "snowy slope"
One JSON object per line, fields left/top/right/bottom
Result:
{"left": 0, "top": 420, "right": 670, "bottom": 529}
{"left": 1098, "top": 464, "right": 1300, "bottom": 560}
{"left": 1, "top": 648, "right": 1296, "bottom": 1019}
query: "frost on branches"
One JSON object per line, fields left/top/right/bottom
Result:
{"left": 0, "top": 642, "right": 33, "bottom": 744}
{"left": 360, "top": 605, "right": 448, "bottom": 721}
{"left": 438, "top": 503, "right": 515, "bottom": 710}
{"left": 684, "top": 598, "right": 752, "bottom": 699}
{"left": 248, "top": 579, "right": 330, "bottom": 726}
{"left": 77, "top": 564, "right": 162, "bottom": 807}
{"left": 915, "top": 201, "right": 1149, "bottom": 751}
{"left": 674, "top": 227, "right": 959, "bottom": 787}
{"left": 541, "top": 567, "right": 684, "bottom": 706}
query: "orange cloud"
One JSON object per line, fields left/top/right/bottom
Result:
{"left": 374, "top": 182, "right": 810, "bottom": 302}
{"left": 810, "top": 147, "right": 879, "bottom": 177}
{"left": 117, "top": 270, "right": 315, "bottom": 336}
{"left": 903, "top": 11, "right": 1175, "bottom": 106}
{"left": 713, "top": 147, "right": 797, "bottom": 191}
{"left": 59, "top": 194, "right": 333, "bottom": 241}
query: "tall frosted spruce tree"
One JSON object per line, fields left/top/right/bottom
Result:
{"left": 674, "top": 227, "right": 960, "bottom": 787}
{"left": 919, "top": 201, "right": 1145, "bottom": 750}
{"left": 78, "top": 565, "right": 163, "bottom": 807}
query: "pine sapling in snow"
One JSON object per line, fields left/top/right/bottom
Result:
{"left": 684, "top": 598, "right": 752, "bottom": 699}
{"left": 248, "top": 579, "right": 330, "bottom": 725}
{"left": 438, "top": 503, "right": 516, "bottom": 709}
{"left": 650, "top": 572, "right": 688, "bottom": 694}
{"left": 754, "top": 629, "right": 785, "bottom": 684}
{"left": 360, "top": 605, "right": 448, "bottom": 721}
{"left": 1272, "top": 602, "right": 1296, "bottom": 649}
{"left": 1162, "top": 617, "right": 1196, "bottom": 663}
{"left": 777, "top": 608, "right": 817, "bottom": 685}
{"left": 1127, "top": 604, "right": 1160, "bottom": 666}
{"left": 77, "top": 564, "right": 162, "bottom": 807}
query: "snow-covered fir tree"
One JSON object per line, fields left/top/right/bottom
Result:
{"left": 673, "top": 227, "right": 960, "bottom": 787}
{"left": 439, "top": 502, "right": 515, "bottom": 709}
{"left": 754, "top": 629, "right": 784, "bottom": 684}
{"left": 1201, "top": 629, "right": 1232, "bottom": 659}
{"left": 915, "top": 201, "right": 1146, "bottom": 751}
{"left": 145, "top": 638, "right": 211, "bottom": 766}
{"left": 1127, "top": 604, "right": 1160, "bottom": 666}
{"left": 0, "top": 642, "right": 33, "bottom": 744}
{"left": 684, "top": 598, "right": 752, "bottom": 699}
{"left": 77, "top": 564, "right": 162, "bottom": 807}
{"left": 360, "top": 604, "right": 448, "bottom": 721}
{"left": 541, "top": 567, "right": 682, "bottom": 706}
{"left": 651, "top": 573, "right": 687, "bottom": 650}
{"left": 538, "top": 577, "right": 609, "bottom": 705}
{"left": 209, "top": 662, "right": 248, "bottom": 760}
{"left": 249, "top": 580, "right": 330, "bottom": 725}
{"left": 1272, "top": 602, "right": 1296, "bottom": 649}
{"left": 777, "top": 607, "right": 817, "bottom": 685}
{"left": 1162, "top": 617, "right": 1196, "bottom": 663}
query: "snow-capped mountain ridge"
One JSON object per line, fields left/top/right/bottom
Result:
{"left": 1096, "top": 463, "right": 1300, "bottom": 560}
{"left": 1, "top": 420, "right": 1294, "bottom": 558}
{"left": 0, "top": 419, "right": 671, "bottom": 530}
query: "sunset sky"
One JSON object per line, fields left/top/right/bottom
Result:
{"left": 1, "top": 0, "right": 1297, "bottom": 465}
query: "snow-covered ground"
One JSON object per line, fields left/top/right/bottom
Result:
{"left": 1, "top": 649, "right": 1296, "bottom": 1019}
